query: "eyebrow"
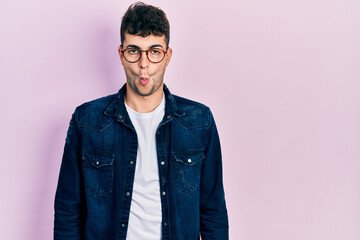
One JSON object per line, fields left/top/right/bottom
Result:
{"left": 125, "top": 44, "right": 164, "bottom": 49}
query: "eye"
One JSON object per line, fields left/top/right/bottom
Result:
{"left": 149, "top": 48, "right": 161, "bottom": 54}
{"left": 127, "top": 48, "right": 139, "bottom": 54}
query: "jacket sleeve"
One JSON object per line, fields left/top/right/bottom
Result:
{"left": 200, "top": 109, "right": 229, "bottom": 239}
{"left": 54, "top": 110, "right": 85, "bottom": 240}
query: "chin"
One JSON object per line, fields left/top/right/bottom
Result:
{"left": 134, "top": 86, "right": 155, "bottom": 97}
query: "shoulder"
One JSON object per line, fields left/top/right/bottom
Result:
{"left": 72, "top": 93, "right": 117, "bottom": 130}
{"left": 172, "top": 94, "right": 208, "bottom": 109}
{"left": 75, "top": 93, "right": 116, "bottom": 115}
{"left": 171, "top": 94, "right": 214, "bottom": 127}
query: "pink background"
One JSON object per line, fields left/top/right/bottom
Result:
{"left": 1, "top": 0, "right": 359, "bottom": 239}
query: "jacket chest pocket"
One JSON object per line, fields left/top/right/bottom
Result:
{"left": 82, "top": 152, "right": 114, "bottom": 196}
{"left": 173, "top": 151, "right": 204, "bottom": 194}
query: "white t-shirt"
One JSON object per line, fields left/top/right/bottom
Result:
{"left": 125, "top": 96, "right": 165, "bottom": 240}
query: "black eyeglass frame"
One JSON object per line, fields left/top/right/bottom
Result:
{"left": 120, "top": 48, "right": 168, "bottom": 63}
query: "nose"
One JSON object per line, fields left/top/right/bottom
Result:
{"left": 139, "top": 51, "right": 150, "bottom": 68}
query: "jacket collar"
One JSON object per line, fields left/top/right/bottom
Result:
{"left": 104, "top": 83, "right": 184, "bottom": 120}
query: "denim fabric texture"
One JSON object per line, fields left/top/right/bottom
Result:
{"left": 54, "top": 84, "right": 229, "bottom": 240}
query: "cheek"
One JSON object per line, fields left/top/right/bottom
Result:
{"left": 124, "top": 65, "right": 137, "bottom": 75}
{"left": 151, "top": 64, "right": 166, "bottom": 76}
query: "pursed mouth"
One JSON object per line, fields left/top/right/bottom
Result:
{"left": 139, "top": 77, "right": 149, "bottom": 85}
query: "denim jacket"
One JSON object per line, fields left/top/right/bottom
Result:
{"left": 54, "top": 84, "right": 228, "bottom": 240}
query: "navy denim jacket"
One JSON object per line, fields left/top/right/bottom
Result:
{"left": 54, "top": 84, "right": 228, "bottom": 240}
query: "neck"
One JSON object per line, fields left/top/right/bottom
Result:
{"left": 124, "top": 84, "right": 164, "bottom": 113}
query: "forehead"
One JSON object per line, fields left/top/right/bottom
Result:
{"left": 123, "top": 33, "right": 167, "bottom": 48}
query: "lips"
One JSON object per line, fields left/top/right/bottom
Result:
{"left": 139, "top": 77, "right": 149, "bottom": 86}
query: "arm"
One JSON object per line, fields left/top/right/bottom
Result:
{"left": 54, "top": 110, "right": 85, "bottom": 240}
{"left": 200, "top": 110, "right": 229, "bottom": 239}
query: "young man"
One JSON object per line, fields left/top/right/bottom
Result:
{"left": 54, "top": 2, "right": 228, "bottom": 239}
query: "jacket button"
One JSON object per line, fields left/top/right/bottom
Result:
{"left": 187, "top": 159, "right": 192, "bottom": 163}
{"left": 130, "top": 161, "right": 134, "bottom": 165}
{"left": 160, "top": 161, "right": 165, "bottom": 165}
{"left": 96, "top": 161, "right": 100, "bottom": 165}
{"left": 162, "top": 191, "right": 166, "bottom": 196}
{"left": 118, "top": 115, "right": 123, "bottom": 119}
{"left": 164, "top": 222, "right": 168, "bottom": 226}
{"left": 126, "top": 192, "right": 130, "bottom": 196}
{"left": 167, "top": 115, "right": 171, "bottom": 119}
{"left": 121, "top": 223, "right": 126, "bottom": 227}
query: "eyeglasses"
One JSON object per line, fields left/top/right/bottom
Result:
{"left": 121, "top": 47, "right": 167, "bottom": 63}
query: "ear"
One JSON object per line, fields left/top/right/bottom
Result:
{"left": 165, "top": 47, "right": 172, "bottom": 66}
{"left": 118, "top": 45, "right": 124, "bottom": 65}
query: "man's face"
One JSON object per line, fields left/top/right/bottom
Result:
{"left": 119, "top": 33, "right": 172, "bottom": 97}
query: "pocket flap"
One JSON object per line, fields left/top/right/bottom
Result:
{"left": 173, "top": 151, "right": 205, "bottom": 166}
{"left": 82, "top": 152, "right": 114, "bottom": 168}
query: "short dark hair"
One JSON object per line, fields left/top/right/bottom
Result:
{"left": 120, "top": 2, "right": 170, "bottom": 48}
